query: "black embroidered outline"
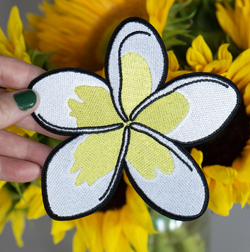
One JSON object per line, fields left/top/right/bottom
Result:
{"left": 105, "top": 17, "right": 168, "bottom": 122}
{"left": 99, "top": 126, "right": 130, "bottom": 200}
{"left": 117, "top": 31, "right": 151, "bottom": 122}
{"left": 42, "top": 127, "right": 130, "bottom": 221}
{"left": 28, "top": 67, "right": 107, "bottom": 89}
{"left": 36, "top": 113, "right": 123, "bottom": 136}
{"left": 124, "top": 124, "right": 209, "bottom": 221}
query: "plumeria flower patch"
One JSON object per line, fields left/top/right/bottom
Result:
{"left": 29, "top": 18, "right": 240, "bottom": 221}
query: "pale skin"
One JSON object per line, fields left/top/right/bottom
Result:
{"left": 0, "top": 56, "right": 65, "bottom": 182}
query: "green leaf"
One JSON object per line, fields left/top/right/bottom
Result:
{"left": 31, "top": 179, "right": 41, "bottom": 188}
{"left": 9, "top": 182, "right": 27, "bottom": 204}
{"left": 162, "top": 0, "right": 195, "bottom": 50}
{"left": 39, "top": 136, "right": 63, "bottom": 148}
{"left": 27, "top": 47, "right": 57, "bottom": 70}
{"left": 3, "top": 183, "right": 21, "bottom": 201}
{"left": 226, "top": 35, "right": 242, "bottom": 59}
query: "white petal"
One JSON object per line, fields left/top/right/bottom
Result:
{"left": 105, "top": 18, "right": 168, "bottom": 120}
{"left": 42, "top": 128, "right": 129, "bottom": 220}
{"left": 131, "top": 73, "right": 241, "bottom": 145}
{"left": 126, "top": 124, "right": 208, "bottom": 220}
{"left": 30, "top": 69, "right": 121, "bottom": 135}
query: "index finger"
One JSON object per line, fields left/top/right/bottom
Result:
{"left": 0, "top": 56, "right": 66, "bottom": 138}
{"left": 0, "top": 56, "right": 45, "bottom": 89}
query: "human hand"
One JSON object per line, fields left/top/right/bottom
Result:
{"left": 0, "top": 56, "right": 64, "bottom": 182}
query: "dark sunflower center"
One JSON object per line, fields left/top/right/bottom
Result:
{"left": 187, "top": 100, "right": 250, "bottom": 166}
{"left": 100, "top": 171, "right": 127, "bottom": 212}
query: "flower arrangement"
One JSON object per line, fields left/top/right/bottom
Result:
{"left": 1, "top": 0, "right": 250, "bottom": 251}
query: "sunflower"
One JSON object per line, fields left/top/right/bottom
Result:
{"left": 216, "top": 0, "right": 250, "bottom": 50}
{"left": 0, "top": 184, "right": 26, "bottom": 247}
{"left": 0, "top": 6, "right": 30, "bottom": 63}
{"left": 5, "top": 172, "right": 155, "bottom": 251}
{"left": 176, "top": 35, "right": 250, "bottom": 215}
{"left": 0, "top": 180, "right": 47, "bottom": 247}
{"left": 0, "top": 6, "right": 36, "bottom": 137}
{"left": 51, "top": 173, "right": 155, "bottom": 252}
{"left": 24, "top": 0, "right": 174, "bottom": 71}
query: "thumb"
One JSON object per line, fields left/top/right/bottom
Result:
{"left": 0, "top": 89, "right": 38, "bottom": 129}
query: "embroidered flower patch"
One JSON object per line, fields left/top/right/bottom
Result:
{"left": 29, "top": 17, "right": 241, "bottom": 221}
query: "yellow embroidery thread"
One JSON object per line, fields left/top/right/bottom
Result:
{"left": 135, "top": 92, "right": 189, "bottom": 134}
{"left": 121, "top": 52, "right": 152, "bottom": 116}
{"left": 126, "top": 129, "right": 174, "bottom": 178}
{"left": 70, "top": 128, "right": 124, "bottom": 186}
{"left": 68, "top": 86, "right": 122, "bottom": 127}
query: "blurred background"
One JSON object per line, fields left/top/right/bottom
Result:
{"left": 1, "top": 0, "right": 250, "bottom": 251}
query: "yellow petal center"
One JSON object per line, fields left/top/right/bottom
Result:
{"left": 71, "top": 128, "right": 124, "bottom": 186}
{"left": 126, "top": 129, "right": 174, "bottom": 179}
{"left": 69, "top": 85, "right": 122, "bottom": 127}
{"left": 121, "top": 52, "right": 152, "bottom": 117}
{"left": 135, "top": 91, "right": 189, "bottom": 134}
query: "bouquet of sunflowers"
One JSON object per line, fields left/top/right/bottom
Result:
{"left": 0, "top": 0, "right": 250, "bottom": 251}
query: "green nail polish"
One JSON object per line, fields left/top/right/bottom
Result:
{"left": 14, "top": 90, "right": 37, "bottom": 111}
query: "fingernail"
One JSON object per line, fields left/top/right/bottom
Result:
{"left": 14, "top": 90, "right": 37, "bottom": 111}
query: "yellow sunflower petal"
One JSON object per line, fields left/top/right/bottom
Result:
{"left": 0, "top": 27, "right": 9, "bottom": 45}
{"left": 190, "top": 148, "right": 203, "bottom": 168}
{"left": 134, "top": 92, "right": 189, "bottom": 134}
{"left": 218, "top": 43, "right": 232, "bottom": 62}
{"left": 25, "top": 0, "right": 174, "bottom": 70}
{"left": 216, "top": 2, "right": 242, "bottom": 49}
{"left": 186, "top": 35, "right": 213, "bottom": 71}
{"left": 167, "top": 49, "right": 191, "bottom": 82}
{"left": 5, "top": 126, "right": 28, "bottom": 137}
{"left": 15, "top": 182, "right": 46, "bottom": 220}
{"left": 125, "top": 186, "right": 156, "bottom": 233}
{"left": 122, "top": 221, "right": 149, "bottom": 252}
{"left": 232, "top": 144, "right": 250, "bottom": 183}
{"left": 147, "top": 0, "right": 175, "bottom": 34}
{"left": 203, "top": 165, "right": 237, "bottom": 185}
{"left": 226, "top": 48, "right": 250, "bottom": 91}
{"left": 244, "top": 84, "right": 250, "bottom": 115}
{"left": 123, "top": 171, "right": 132, "bottom": 187}
{"left": 8, "top": 210, "right": 26, "bottom": 247}
{"left": 0, "top": 189, "right": 12, "bottom": 234}
{"left": 168, "top": 50, "right": 179, "bottom": 72}
{"left": 208, "top": 179, "right": 233, "bottom": 216}
{"left": 73, "top": 227, "right": 87, "bottom": 252}
{"left": 75, "top": 212, "right": 103, "bottom": 252}
{"left": 5, "top": 6, "right": 31, "bottom": 63}
{"left": 216, "top": 1, "right": 250, "bottom": 50}
{"left": 117, "top": 232, "right": 134, "bottom": 252}
{"left": 102, "top": 210, "right": 122, "bottom": 252}
{"left": 0, "top": 181, "right": 7, "bottom": 190}
{"left": 51, "top": 220, "right": 75, "bottom": 244}
{"left": 204, "top": 44, "right": 232, "bottom": 74}
{"left": 232, "top": 179, "right": 250, "bottom": 207}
